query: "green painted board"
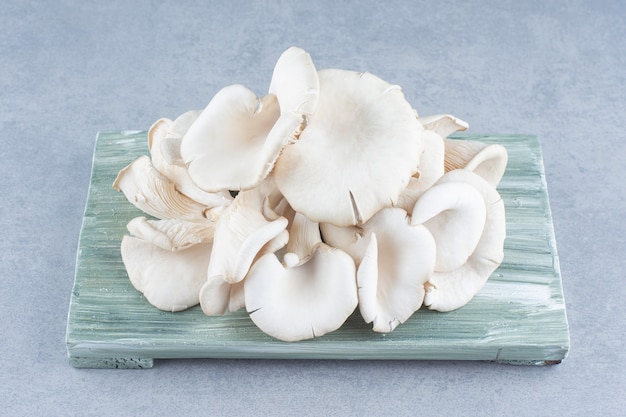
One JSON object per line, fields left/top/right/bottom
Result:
{"left": 66, "top": 131, "right": 569, "bottom": 368}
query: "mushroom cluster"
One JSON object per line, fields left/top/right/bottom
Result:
{"left": 114, "top": 47, "right": 508, "bottom": 341}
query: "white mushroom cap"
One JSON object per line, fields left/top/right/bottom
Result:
{"left": 274, "top": 69, "right": 424, "bottom": 227}
{"left": 268, "top": 46, "right": 320, "bottom": 116}
{"left": 422, "top": 169, "right": 506, "bottom": 312}
{"left": 113, "top": 156, "right": 214, "bottom": 221}
{"left": 444, "top": 138, "right": 508, "bottom": 187}
{"left": 411, "top": 181, "right": 487, "bottom": 272}
{"left": 149, "top": 110, "right": 201, "bottom": 166}
{"left": 283, "top": 212, "right": 322, "bottom": 265}
{"left": 395, "top": 129, "right": 445, "bottom": 212}
{"left": 354, "top": 208, "right": 436, "bottom": 333}
{"left": 148, "top": 116, "right": 233, "bottom": 209}
{"left": 396, "top": 113, "right": 470, "bottom": 213}
{"left": 126, "top": 216, "right": 215, "bottom": 252}
{"left": 180, "top": 47, "right": 320, "bottom": 193}
{"left": 245, "top": 245, "right": 357, "bottom": 342}
{"left": 319, "top": 222, "right": 369, "bottom": 263}
{"left": 121, "top": 236, "right": 211, "bottom": 312}
{"left": 199, "top": 201, "right": 290, "bottom": 317}
{"left": 198, "top": 275, "right": 245, "bottom": 316}
{"left": 322, "top": 207, "right": 437, "bottom": 332}
{"left": 207, "top": 182, "right": 288, "bottom": 284}
{"left": 166, "top": 110, "right": 202, "bottom": 149}
{"left": 180, "top": 85, "right": 282, "bottom": 192}
{"left": 419, "top": 114, "right": 469, "bottom": 138}
{"left": 244, "top": 214, "right": 357, "bottom": 342}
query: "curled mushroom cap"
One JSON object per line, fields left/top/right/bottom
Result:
{"left": 444, "top": 138, "right": 508, "bottom": 188}
{"left": 206, "top": 179, "right": 288, "bottom": 285}
{"left": 421, "top": 169, "right": 506, "bottom": 312}
{"left": 274, "top": 68, "right": 423, "bottom": 227}
{"left": 244, "top": 213, "right": 357, "bottom": 342}
{"left": 121, "top": 236, "right": 212, "bottom": 312}
{"left": 323, "top": 208, "right": 436, "bottom": 333}
{"left": 411, "top": 181, "right": 487, "bottom": 272}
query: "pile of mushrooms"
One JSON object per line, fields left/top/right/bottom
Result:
{"left": 113, "top": 47, "right": 508, "bottom": 341}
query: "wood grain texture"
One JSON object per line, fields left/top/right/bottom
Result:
{"left": 66, "top": 131, "right": 569, "bottom": 368}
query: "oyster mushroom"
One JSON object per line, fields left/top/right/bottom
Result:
{"left": 419, "top": 113, "right": 469, "bottom": 138}
{"left": 268, "top": 46, "right": 319, "bottom": 116}
{"left": 205, "top": 177, "right": 288, "bottom": 285}
{"left": 180, "top": 47, "right": 319, "bottom": 193}
{"left": 126, "top": 216, "right": 215, "bottom": 252}
{"left": 149, "top": 110, "right": 201, "bottom": 167}
{"left": 274, "top": 68, "right": 424, "bottom": 227}
{"left": 199, "top": 275, "right": 246, "bottom": 316}
{"left": 199, "top": 207, "right": 290, "bottom": 316}
{"left": 395, "top": 114, "right": 470, "bottom": 212}
{"left": 113, "top": 156, "right": 214, "bottom": 221}
{"left": 419, "top": 169, "right": 506, "bottom": 312}
{"left": 394, "top": 129, "right": 445, "bottom": 212}
{"left": 121, "top": 236, "right": 212, "bottom": 312}
{"left": 244, "top": 213, "right": 358, "bottom": 342}
{"left": 410, "top": 181, "right": 487, "bottom": 272}
{"left": 444, "top": 138, "right": 508, "bottom": 187}
{"left": 120, "top": 215, "right": 216, "bottom": 311}
{"left": 148, "top": 116, "right": 233, "bottom": 209}
{"left": 321, "top": 207, "right": 436, "bottom": 333}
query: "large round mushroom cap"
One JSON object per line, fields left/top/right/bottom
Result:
{"left": 274, "top": 69, "right": 424, "bottom": 227}
{"left": 244, "top": 244, "right": 357, "bottom": 342}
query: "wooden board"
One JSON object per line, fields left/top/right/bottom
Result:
{"left": 66, "top": 131, "right": 569, "bottom": 368}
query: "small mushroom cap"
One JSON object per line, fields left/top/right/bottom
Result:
{"left": 207, "top": 184, "right": 289, "bottom": 284}
{"left": 198, "top": 275, "right": 245, "bottom": 316}
{"left": 244, "top": 243, "right": 357, "bottom": 342}
{"left": 149, "top": 111, "right": 201, "bottom": 166}
{"left": 284, "top": 212, "right": 322, "bottom": 265}
{"left": 423, "top": 169, "right": 506, "bottom": 312}
{"left": 319, "top": 222, "right": 369, "bottom": 264}
{"left": 121, "top": 236, "right": 211, "bottom": 312}
{"left": 274, "top": 69, "right": 423, "bottom": 226}
{"left": 167, "top": 110, "right": 202, "bottom": 143}
{"left": 463, "top": 144, "right": 508, "bottom": 188}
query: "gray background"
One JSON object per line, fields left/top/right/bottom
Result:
{"left": 1, "top": 1, "right": 624, "bottom": 416}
